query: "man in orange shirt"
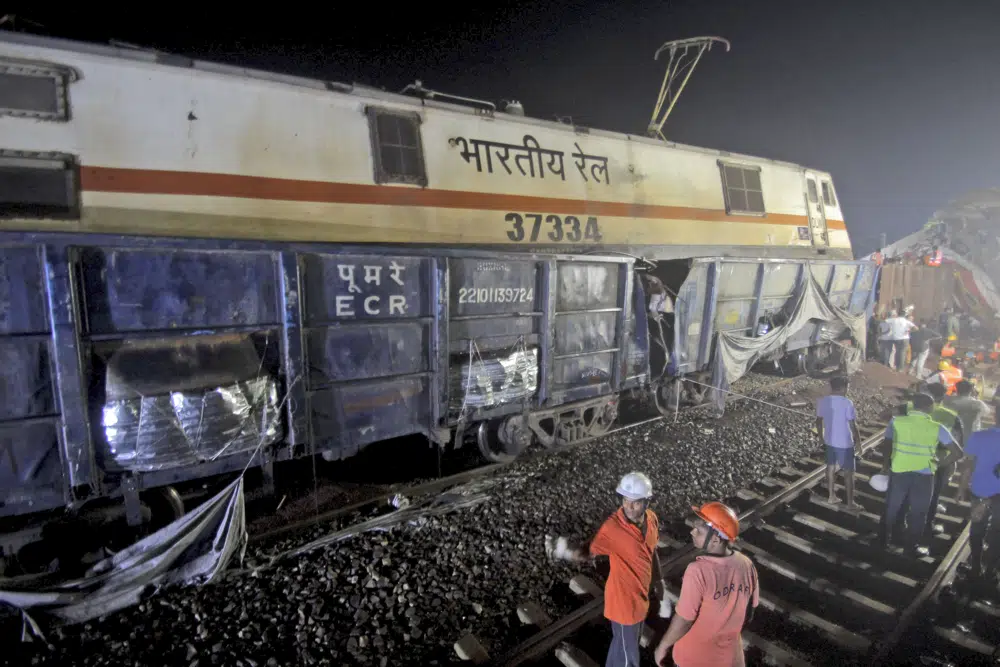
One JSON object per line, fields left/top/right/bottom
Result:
{"left": 654, "top": 502, "right": 759, "bottom": 667}
{"left": 562, "top": 472, "right": 662, "bottom": 667}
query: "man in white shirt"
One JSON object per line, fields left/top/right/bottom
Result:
{"left": 885, "top": 312, "right": 917, "bottom": 370}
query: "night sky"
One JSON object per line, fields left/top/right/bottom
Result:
{"left": 14, "top": 2, "right": 1000, "bottom": 255}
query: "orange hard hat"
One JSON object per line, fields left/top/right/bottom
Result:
{"left": 692, "top": 501, "right": 740, "bottom": 542}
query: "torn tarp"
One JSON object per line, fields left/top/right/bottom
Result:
{"left": 710, "top": 273, "right": 867, "bottom": 411}
{"left": 0, "top": 477, "right": 246, "bottom": 637}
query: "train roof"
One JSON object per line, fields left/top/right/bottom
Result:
{"left": 0, "top": 30, "right": 833, "bottom": 177}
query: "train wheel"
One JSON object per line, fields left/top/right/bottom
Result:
{"left": 780, "top": 351, "right": 807, "bottom": 376}
{"left": 587, "top": 401, "right": 618, "bottom": 436}
{"left": 476, "top": 420, "right": 520, "bottom": 464}
{"left": 654, "top": 379, "right": 681, "bottom": 416}
{"left": 141, "top": 486, "right": 185, "bottom": 534}
{"left": 106, "top": 486, "right": 185, "bottom": 553}
{"left": 498, "top": 415, "right": 533, "bottom": 455}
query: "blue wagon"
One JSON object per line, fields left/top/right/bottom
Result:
{"left": 0, "top": 231, "right": 647, "bottom": 568}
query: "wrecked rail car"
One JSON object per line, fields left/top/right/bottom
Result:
{"left": 645, "top": 257, "right": 877, "bottom": 408}
{"left": 0, "top": 235, "right": 646, "bottom": 572}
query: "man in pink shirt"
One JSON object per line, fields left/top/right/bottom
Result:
{"left": 654, "top": 502, "right": 759, "bottom": 667}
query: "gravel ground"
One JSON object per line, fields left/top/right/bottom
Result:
{"left": 9, "top": 367, "right": 902, "bottom": 667}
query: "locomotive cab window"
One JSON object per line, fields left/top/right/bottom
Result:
{"left": 718, "top": 162, "right": 765, "bottom": 215}
{"left": 0, "top": 153, "right": 79, "bottom": 219}
{"left": 821, "top": 181, "right": 837, "bottom": 207}
{"left": 807, "top": 178, "right": 819, "bottom": 203}
{"left": 367, "top": 107, "right": 427, "bottom": 186}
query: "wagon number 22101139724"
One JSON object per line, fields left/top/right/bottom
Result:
{"left": 505, "top": 213, "right": 603, "bottom": 243}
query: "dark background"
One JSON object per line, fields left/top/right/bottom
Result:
{"left": 11, "top": 1, "right": 1000, "bottom": 255}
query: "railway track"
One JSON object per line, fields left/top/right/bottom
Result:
{"left": 249, "top": 375, "right": 800, "bottom": 547}
{"left": 248, "top": 414, "right": 667, "bottom": 546}
{"left": 452, "top": 420, "right": 998, "bottom": 667}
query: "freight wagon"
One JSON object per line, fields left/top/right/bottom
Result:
{"left": 0, "top": 234, "right": 645, "bottom": 573}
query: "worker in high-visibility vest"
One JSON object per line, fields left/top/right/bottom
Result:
{"left": 878, "top": 392, "right": 964, "bottom": 556}
{"left": 925, "top": 247, "right": 943, "bottom": 267}
{"left": 926, "top": 360, "right": 963, "bottom": 396}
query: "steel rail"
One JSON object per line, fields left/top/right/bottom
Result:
{"left": 869, "top": 522, "right": 971, "bottom": 665}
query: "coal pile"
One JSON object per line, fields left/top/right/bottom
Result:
{"left": 10, "top": 373, "right": 898, "bottom": 667}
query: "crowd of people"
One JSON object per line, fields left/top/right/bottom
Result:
{"left": 873, "top": 305, "right": 962, "bottom": 378}
{"left": 545, "top": 368, "right": 999, "bottom": 666}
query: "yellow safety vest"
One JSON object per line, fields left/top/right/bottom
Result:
{"left": 905, "top": 402, "right": 960, "bottom": 433}
{"left": 930, "top": 405, "right": 959, "bottom": 432}
{"left": 890, "top": 411, "right": 942, "bottom": 474}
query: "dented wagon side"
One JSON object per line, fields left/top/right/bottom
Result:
{"left": 0, "top": 231, "right": 645, "bottom": 525}
{"left": 665, "top": 257, "right": 877, "bottom": 385}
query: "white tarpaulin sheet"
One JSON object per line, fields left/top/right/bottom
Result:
{"left": 0, "top": 477, "right": 246, "bottom": 639}
{"left": 710, "top": 273, "right": 867, "bottom": 410}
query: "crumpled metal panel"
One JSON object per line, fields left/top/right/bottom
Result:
{"left": 101, "top": 375, "right": 281, "bottom": 473}
{"left": 450, "top": 346, "right": 538, "bottom": 411}
{"left": 673, "top": 263, "right": 708, "bottom": 371}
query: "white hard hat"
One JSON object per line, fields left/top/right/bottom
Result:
{"left": 616, "top": 472, "right": 653, "bottom": 500}
{"left": 869, "top": 474, "right": 889, "bottom": 493}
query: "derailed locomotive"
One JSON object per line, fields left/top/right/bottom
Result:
{"left": 0, "top": 31, "right": 874, "bottom": 572}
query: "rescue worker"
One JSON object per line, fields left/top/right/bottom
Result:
{"left": 654, "top": 502, "right": 758, "bottom": 667}
{"left": 583, "top": 472, "right": 664, "bottom": 667}
{"left": 878, "top": 393, "right": 964, "bottom": 556}
{"left": 923, "top": 384, "right": 964, "bottom": 540}
{"left": 956, "top": 401, "right": 1000, "bottom": 588}
{"left": 926, "top": 360, "right": 963, "bottom": 396}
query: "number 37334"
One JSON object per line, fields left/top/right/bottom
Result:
{"left": 505, "top": 213, "right": 603, "bottom": 243}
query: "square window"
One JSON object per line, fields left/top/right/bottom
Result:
{"left": 367, "top": 108, "right": 427, "bottom": 186}
{"left": 719, "top": 162, "right": 765, "bottom": 215}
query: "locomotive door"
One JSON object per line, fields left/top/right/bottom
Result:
{"left": 803, "top": 171, "right": 829, "bottom": 248}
